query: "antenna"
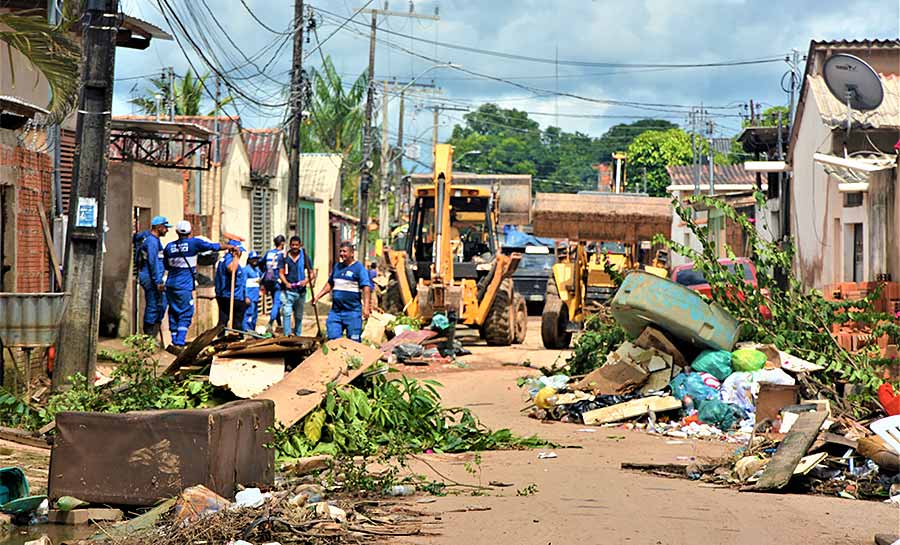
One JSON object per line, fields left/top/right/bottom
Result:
{"left": 822, "top": 53, "right": 884, "bottom": 132}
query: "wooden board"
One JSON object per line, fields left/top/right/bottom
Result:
{"left": 634, "top": 327, "right": 688, "bottom": 368}
{"left": 48, "top": 508, "right": 123, "bottom": 525}
{"left": 210, "top": 356, "right": 285, "bottom": 398}
{"left": 253, "top": 338, "right": 382, "bottom": 427}
{"left": 0, "top": 426, "right": 49, "bottom": 449}
{"left": 582, "top": 396, "right": 682, "bottom": 425}
{"left": 166, "top": 324, "right": 224, "bottom": 374}
{"left": 379, "top": 330, "right": 437, "bottom": 355}
{"left": 751, "top": 410, "right": 828, "bottom": 491}
{"left": 217, "top": 336, "right": 318, "bottom": 358}
{"left": 571, "top": 360, "right": 649, "bottom": 395}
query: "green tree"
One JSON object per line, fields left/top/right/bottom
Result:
{"left": 129, "top": 69, "right": 232, "bottom": 116}
{"left": 299, "top": 55, "right": 367, "bottom": 210}
{"left": 626, "top": 128, "right": 694, "bottom": 196}
{"left": 596, "top": 119, "right": 677, "bottom": 163}
{"left": 0, "top": 3, "right": 81, "bottom": 122}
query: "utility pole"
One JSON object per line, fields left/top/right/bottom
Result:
{"left": 393, "top": 90, "right": 405, "bottom": 224}
{"left": 286, "top": 0, "right": 306, "bottom": 236}
{"left": 213, "top": 76, "right": 221, "bottom": 163}
{"left": 378, "top": 80, "right": 390, "bottom": 242}
{"left": 707, "top": 118, "right": 715, "bottom": 196}
{"left": 358, "top": 5, "right": 438, "bottom": 258}
{"left": 167, "top": 66, "right": 175, "bottom": 121}
{"left": 55, "top": 0, "right": 120, "bottom": 391}
{"left": 787, "top": 48, "right": 801, "bottom": 127}
{"left": 432, "top": 106, "right": 439, "bottom": 166}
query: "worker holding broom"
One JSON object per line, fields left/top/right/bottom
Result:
{"left": 214, "top": 240, "right": 248, "bottom": 331}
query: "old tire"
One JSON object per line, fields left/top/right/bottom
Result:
{"left": 482, "top": 278, "right": 515, "bottom": 346}
{"left": 513, "top": 292, "right": 527, "bottom": 344}
{"left": 541, "top": 281, "right": 571, "bottom": 349}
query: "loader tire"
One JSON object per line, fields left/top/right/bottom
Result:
{"left": 513, "top": 292, "right": 527, "bottom": 344}
{"left": 482, "top": 278, "right": 515, "bottom": 346}
{"left": 541, "top": 280, "right": 571, "bottom": 349}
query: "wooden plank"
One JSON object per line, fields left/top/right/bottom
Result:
{"left": 0, "top": 426, "right": 49, "bottom": 449}
{"left": 48, "top": 508, "right": 123, "bottom": 525}
{"left": 581, "top": 396, "right": 682, "bottom": 425}
{"left": 36, "top": 201, "right": 63, "bottom": 289}
{"left": 253, "top": 338, "right": 382, "bottom": 427}
{"left": 379, "top": 330, "right": 437, "bottom": 355}
{"left": 165, "top": 324, "right": 224, "bottom": 374}
{"left": 209, "top": 356, "right": 285, "bottom": 398}
{"left": 217, "top": 336, "right": 318, "bottom": 358}
{"left": 751, "top": 410, "right": 828, "bottom": 491}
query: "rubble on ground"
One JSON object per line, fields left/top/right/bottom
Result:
{"left": 520, "top": 272, "right": 900, "bottom": 503}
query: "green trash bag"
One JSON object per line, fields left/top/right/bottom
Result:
{"left": 691, "top": 350, "right": 733, "bottom": 381}
{"left": 731, "top": 349, "right": 767, "bottom": 372}
{"left": 698, "top": 399, "right": 741, "bottom": 430}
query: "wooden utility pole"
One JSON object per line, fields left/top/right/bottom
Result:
{"left": 393, "top": 90, "right": 405, "bottom": 224}
{"left": 358, "top": 6, "right": 438, "bottom": 258}
{"left": 377, "top": 80, "right": 390, "bottom": 242}
{"left": 286, "top": 0, "right": 306, "bottom": 236}
{"left": 55, "top": 0, "right": 119, "bottom": 391}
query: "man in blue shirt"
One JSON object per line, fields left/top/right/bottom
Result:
{"left": 137, "top": 215, "right": 171, "bottom": 338}
{"left": 278, "top": 235, "right": 314, "bottom": 336}
{"left": 215, "top": 240, "right": 247, "bottom": 331}
{"left": 242, "top": 251, "right": 262, "bottom": 332}
{"left": 163, "top": 220, "right": 225, "bottom": 349}
{"left": 311, "top": 241, "right": 371, "bottom": 342}
{"left": 262, "top": 235, "right": 286, "bottom": 335}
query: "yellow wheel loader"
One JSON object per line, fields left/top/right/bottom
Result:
{"left": 532, "top": 192, "right": 673, "bottom": 349}
{"left": 384, "top": 144, "right": 528, "bottom": 346}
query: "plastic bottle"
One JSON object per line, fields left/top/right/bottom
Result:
{"left": 388, "top": 484, "right": 416, "bottom": 496}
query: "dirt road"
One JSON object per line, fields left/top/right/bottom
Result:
{"left": 400, "top": 318, "right": 897, "bottom": 545}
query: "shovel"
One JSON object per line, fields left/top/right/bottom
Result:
{"left": 312, "top": 297, "right": 325, "bottom": 341}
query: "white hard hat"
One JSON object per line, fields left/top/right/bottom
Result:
{"left": 176, "top": 220, "right": 192, "bottom": 235}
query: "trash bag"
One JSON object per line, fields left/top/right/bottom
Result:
{"left": 751, "top": 367, "right": 795, "bottom": 386}
{"left": 718, "top": 371, "right": 756, "bottom": 415}
{"left": 669, "top": 372, "right": 718, "bottom": 407}
{"left": 691, "top": 350, "right": 733, "bottom": 381}
{"left": 731, "top": 349, "right": 767, "bottom": 372}
{"left": 698, "top": 399, "right": 741, "bottom": 430}
{"left": 393, "top": 343, "right": 424, "bottom": 362}
{"left": 430, "top": 313, "right": 450, "bottom": 331}
{"left": 565, "top": 393, "right": 642, "bottom": 421}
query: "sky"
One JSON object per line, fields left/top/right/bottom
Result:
{"left": 114, "top": 0, "right": 900, "bottom": 167}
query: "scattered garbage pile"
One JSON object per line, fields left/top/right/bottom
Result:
{"left": 368, "top": 312, "right": 471, "bottom": 366}
{"left": 521, "top": 271, "right": 900, "bottom": 501}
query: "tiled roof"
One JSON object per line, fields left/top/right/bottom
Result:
{"left": 243, "top": 128, "right": 284, "bottom": 178}
{"left": 808, "top": 74, "right": 900, "bottom": 129}
{"left": 666, "top": 164, "right": 757, "bottom": 186}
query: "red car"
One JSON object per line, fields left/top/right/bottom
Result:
{"left": 671, "top": 258, "right": 771, "bottom": 318}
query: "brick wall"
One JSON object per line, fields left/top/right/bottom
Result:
{"left": 0, "top": 144, "right": 52, "bottom": 292}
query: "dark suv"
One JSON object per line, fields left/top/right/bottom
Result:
{"left": 507, "top": 248, "right": 557, "bottom": 313}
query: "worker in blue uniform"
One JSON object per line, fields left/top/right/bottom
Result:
{"left": 215, "top": 240, "right": 247, "bottom": 331}
{"left": 278, "top": 235, "right": 315, "bottom": 336}
{"left": 163, "top": 220, "right": 225, "bottom": 350}
{"left": 137, "top": 215, "right": 171, "bottom": 337}
{"left": 242, "top": 251, "right": 262, "bottom": 332}
{"left": 262, "top": 235, "right": 286, "bottom": 335}
{"left": 311, "top": 241, "right": 372, "bottom": 342}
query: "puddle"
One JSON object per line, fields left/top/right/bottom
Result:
{"left": 0, "top": 524, "right": 96, "bottom": 545}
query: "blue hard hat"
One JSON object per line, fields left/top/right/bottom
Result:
{"left": 227, "top": 239, "right": 246, "bottom": 252}
{"left": 247, "top": 251, "right": 260, "bottom": 260}
{"left": 151, "top": 215, "right": 172, "bottom": 228}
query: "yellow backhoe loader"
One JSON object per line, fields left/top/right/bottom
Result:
{"left": 384, "top": 144, "right": 528, "bottom": 346}
{"left": 532, "top": 192, "right": 673, "bottom": 348}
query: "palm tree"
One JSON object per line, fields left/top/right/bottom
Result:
{"left": 0, "top": 4, "right": 81, "bottom": 122}
{"left": 300, "top": 55, "right": 367, "bottom": 208}
{"left": 129, "top": 69, "right": 232, "bottom": 117}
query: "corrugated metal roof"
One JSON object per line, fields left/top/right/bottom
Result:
{"left": 666, "top": 164, "right": 757, "bottom": 186}
{"left": 242, "top": 129, "right": 284, "bottom": 178}
{"left": 808, "top": 74, "right": 900, "bottom": 129}
{"left": 810, "top": 39, "right": 900, "bottom": 50}
{"left": 298, "top": 153, "right": 342, "bottom": 204}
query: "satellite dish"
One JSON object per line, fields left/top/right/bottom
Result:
{"left": 822, "top": 53, "right": 884, "bottom": 111}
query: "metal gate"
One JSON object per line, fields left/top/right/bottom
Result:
{"left": 251, "top": 184, "right": 273, "bottom": 253}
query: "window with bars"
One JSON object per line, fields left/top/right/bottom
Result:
{"left": 298, "top": 200, "right": 316, "bottom": 264}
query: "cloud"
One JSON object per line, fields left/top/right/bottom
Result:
{"left": 112, "top": 0, "right": 899, "bottom": 147}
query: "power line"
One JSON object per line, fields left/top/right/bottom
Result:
{"left": 313, "top": 6, "right": 785, "bottom": 69}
